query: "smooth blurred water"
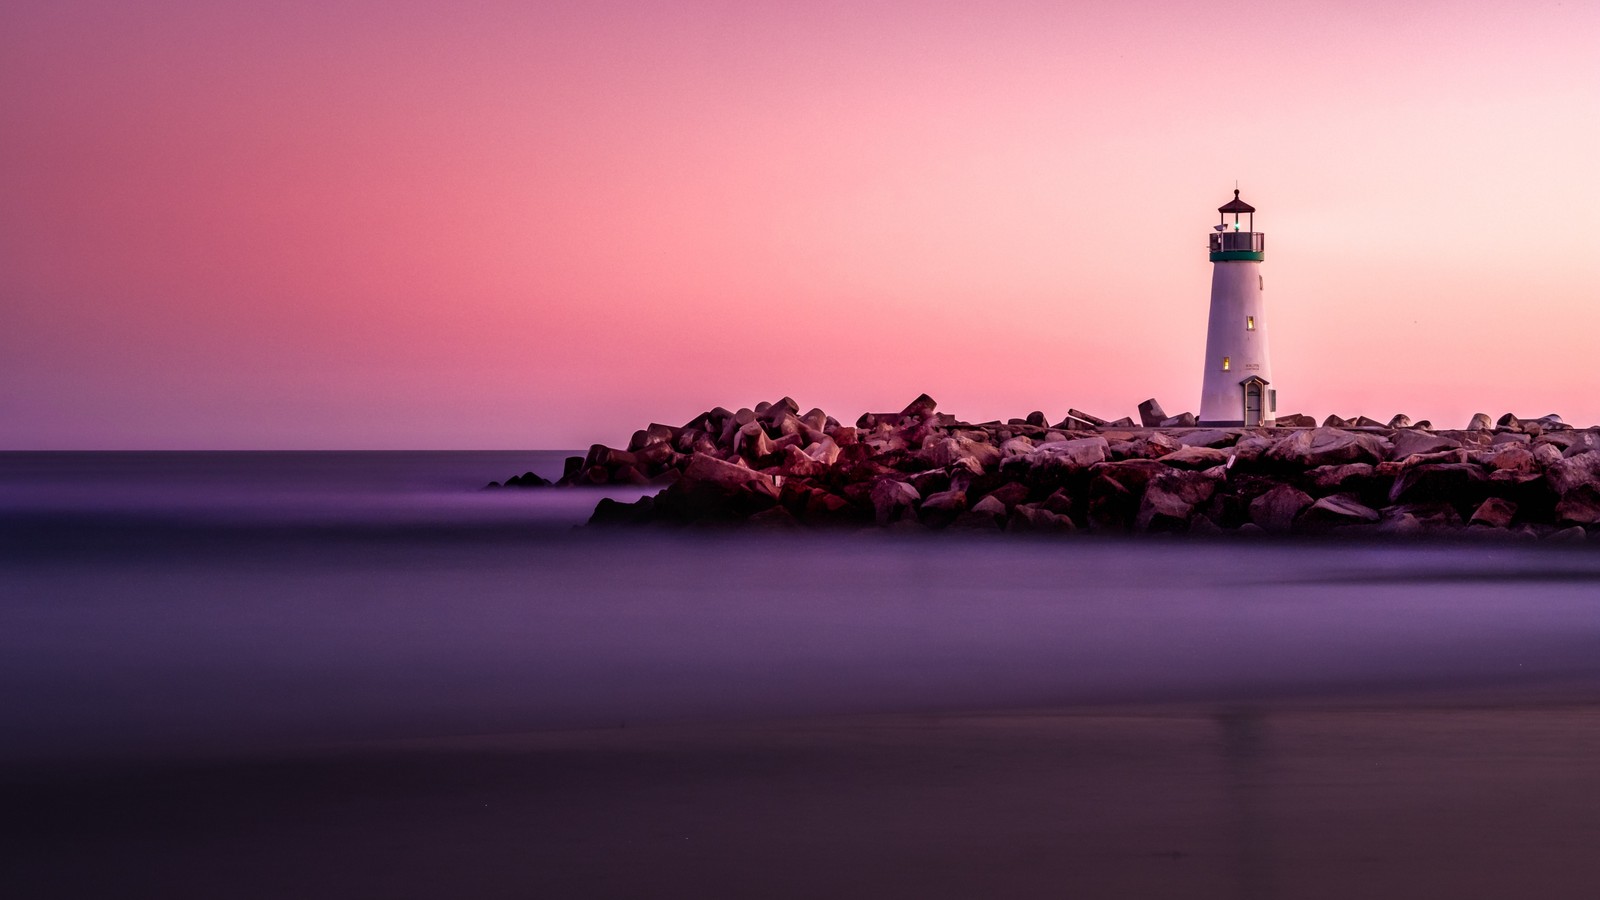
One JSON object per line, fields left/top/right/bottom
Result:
{"left": 3, "top": 451, "right": 1600, "bottom": 766}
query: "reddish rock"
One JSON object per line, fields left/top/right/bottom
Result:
{"left": 1248, "top": 484, "right": 1314, "bottom": 534}
{"left": 1135, "top": 467, "right": 1224, "bottom": 532}
{"left": 1299, "top": 494, "right": 1381, "bottom": 530}
{"left": 1469, "top": 497, "right": 1518, "bottom": 528}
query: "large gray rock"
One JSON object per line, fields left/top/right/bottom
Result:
{"left": 1467, "top": 413, "right": 1493, "bottom": 431}
{"left": 1159, "top": 413, "right": 1198, "bottom": 428}
{"left": 1138, "top": 398, "right": 1168, "bottom": 428}
{"left": 1248, "top": 484, "right": 1315, "bottom": 534}
{"left": 684, "top": 452, "right": 773, "bottom": 491}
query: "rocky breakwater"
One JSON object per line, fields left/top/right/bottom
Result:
{"left": 493, "top": 397, "right": 1600, "bottom": 541}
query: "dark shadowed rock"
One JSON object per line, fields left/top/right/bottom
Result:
{"left": 1067, "top": 408, "right": 1108, "bottom": 427}
{"left": 1006, "top": 504, "right": 1076, "bottom": 533}
{"left": 1177, "top": 429, "right": 1239, "bottom": 449}
{"left": 747, "top": 505, "right": 802, "bottom": 529}
{"left": 589, "top": 495, "right": 656, "bottom": 526}
{"left": 1053, "top": 414, "right": 1099, "bottom": 430}
{"left": 1306, "top": 463, "right": 1379, "bottom": 494}
{"left": 868, "top": 479, "right": 920, "bottom": 526}
{"left": 1268, "top": 427, "right": 1388, "bottom": 468}
{"left": 1138, "top": 398, "right": 1167, "bottom": 427}
{"left": 1299, "top": 494, "right": 1381, "bottom": 530}
{"left": 1387, "top": 414, "right": 1412, "bottom": 428}
{"left": 1496, "top": 413, "right": 1521, "bottom": 431}
{"left": 1548, "top": 526, "right": 1588, "bottom": 543}
{"left": 1025, "top": 410, "right": 1048, "bottom": 428}
{"left": 1547, "top": 452, "right": 1600, "bottom": 495}
{"left": 1470, "top": 497, "right": 1518, "bottom": 528}
{"left": 1275, "top": 413, "right": 1316, "bottom": 427}
{"left": 1351, "top": 416, "right": 1384, "bottom": 428}
{"left": 901, "top": 394, "right": 938, "bottom": 418}
{"left": 1389, "top": 463, "right": 1490, "bottom": 511}
{"left": 1135, "top": 467, "right": 1224, "bottom": 532}
{"left": 1323, "top": 414, "right": 1349, "bottom": 428}
{"left": 1248, "top": 484, "right": 1314, "bottom": 534}
{"left": 1159, "top": 413, "right": 1199, "bottom": 428}
{"left": 503, "top": 471, "right": 553, "bottom": 488}
{"left": 1555, "top": 485, "right": 1600, "bottom": 526}
{"left": 1107, "top": 417, "right": 1137, "bottom": 428}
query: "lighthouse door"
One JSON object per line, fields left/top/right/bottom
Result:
{"left": 1243, "top": 381, "right": 1264, "bottom": 426}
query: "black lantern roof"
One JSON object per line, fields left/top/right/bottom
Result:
{"left": 1218, "top": 189, "right": 1255, "bottom": 214}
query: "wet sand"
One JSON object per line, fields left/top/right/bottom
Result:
{"left": 8, "top": 691, "right": 1600, "bottom": 899}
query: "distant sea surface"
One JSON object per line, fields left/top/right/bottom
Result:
{"left": 5, "top": 451, "right": 1600, "bottom": 897}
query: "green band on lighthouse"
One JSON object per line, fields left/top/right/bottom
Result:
{"left": 1210, "top": 250, "right": 1264, "bottom": 262}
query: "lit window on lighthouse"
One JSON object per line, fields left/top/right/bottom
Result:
{"left": 1222, "top": 356, "right": 1231, "bottom": 371}
{"left": 1246, "top": 316, "right": 1255, "bottom": 331}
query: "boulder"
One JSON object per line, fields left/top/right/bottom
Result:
{"left": 970, "top": 494, "right": 1009, "bottom": 519}
{"left": 502, "top": 471, "right": 553, "bottom": 488}
{"left": 1350, "top": 416, "right": 1385, "bottom": 428}
{"left": 918, "top": 488, "right": 969, "bottom": 527}
{"left": 736, "top": 421, "right": 777, "bottom": 460}
{"left": 1107, "top": 417, "right": 1138, "bottom": 428}
{"left": 1469, "top": 497, "right": 1518, "bottom": 528}
{"left": 1248, "top": 484, "right": 1315, "bottom": 534}
{"left": 1028, "top": 437, "right": 1109, "bottom": 470}
{"left": 779, "top": 445, "right": 827, "bottom": 478}
{"left": 1275, "top": 413, "right": 1316, "bottom": 427}
{"left": 1323, "top": 414, "right": 1349, "bottom": 428}
{"left": 1555, "top": 485, "right": 1600, "bottom": 526}
{"left": 1482, "top": 445, "right": 1535, "bottom": 474}
{"left": 1387, "top": 414, "right": 1412, "bottom": 429}
{"left": 684, "top": 453, "right": 774, "bottom": 492}
{"left": 1299, "top": 494, "right": 1381, "bottom": 530}
{"left": 1054, "top": 414, "right": 1099, "bottom": 431}
{"left": 1267, "top": 427, "right": 1388, "bottom": 468}
{"left": 869, "top": 479, "right": 921, "bottom": 526}
{"left": 1531, "top": 443, "right": 1564, "bottom": 468}
{"left": 1306, "top": 463, "right": 1379, "bottom": 495}
{"left": 1547, "top": 452, "right": 1600, "bottom": 495}
{"left": 1159, "top": 413, "right": 1198, "bottom": 428}
{"left": 1159, "top": 445, "right": 1231, "bottom": 470}
{"left": 1067, "top": 408, "right": 1108, "bottom": 427}
{"left": 1388, "top": 463, "right": 1490, "bottom": 510}
{"left": 1138, "top": 398, "right": 1168, "bottom": 427}
{"left": 1005, "top": 504, "right": 1076, "bottom": 533}
{"left": 1548, "top": 526, "right": 1588, "bottom": 543}
{"left": 1467, "top": 413, "right": 1493, "bottom": 431}
{"left": 1025, "top": 410, "right": 1048, "bottom": 428}
{"left": 983, "top": 481, "right": 1032, "bottom": 510}
{"left": 1389, "top": 430, "right": 1461, "bottom": 460}
{"left": 1496, "top": 413, "right": 1521, "bottom": 431}
{"left": 1490, "top": 432, "right": 1532, "bottom": 446}
{"left": 1135, "top": 467, "right": 1224, "bottom": 532}
{"left": 901, "top": 394, "right": 938, "bottom": 418}
{"left": 1176, "top": 429, "right": 1239, "bottom": 449}
{"left": 588, "top": 495, "right": 656, "bottom": 526}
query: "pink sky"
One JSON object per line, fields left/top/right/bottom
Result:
{"left": 3, "top": 0, "right": 1597, "bottom": 448}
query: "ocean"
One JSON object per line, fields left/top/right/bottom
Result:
{"left": 4, "top": 451, "right": 1600, "bottom": 897}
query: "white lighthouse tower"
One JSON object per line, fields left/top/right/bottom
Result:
{"left": 1198, "top": 188, "right": 1275, "bottom": 426}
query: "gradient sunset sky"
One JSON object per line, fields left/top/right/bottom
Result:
{"left": 3, "top": 0, "right": 1596, "bottom": 449}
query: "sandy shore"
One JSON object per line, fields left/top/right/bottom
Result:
{"left": 8, "top": 690, "right": 1600, "bottom": 899}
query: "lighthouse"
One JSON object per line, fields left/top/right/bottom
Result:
{"left": 1198, "top": 189, "right": 1274, "bottom": 426}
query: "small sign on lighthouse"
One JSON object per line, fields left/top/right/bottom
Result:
{"left": 1199, "top": 189, "right": 1275, "bottom": 426}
